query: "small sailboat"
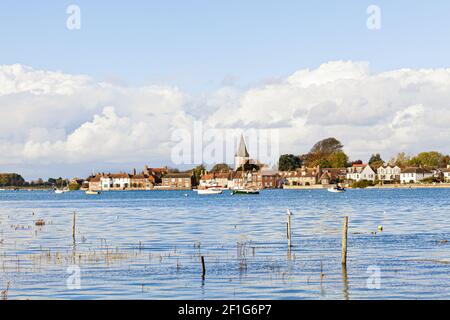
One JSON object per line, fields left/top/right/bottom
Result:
{"left": 85, "top": 190, "right": 100, "bottom": 195}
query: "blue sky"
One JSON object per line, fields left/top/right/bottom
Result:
{"left": 1, "top": 1, "right": 450, "bottom": 91}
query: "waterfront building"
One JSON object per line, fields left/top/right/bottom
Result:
{"left": 346, "top": 164, "right": 376, "bottom": 182}
{"left": 161, "top": 173, "right": 193, "bottom": 190}
{"left": 443, "top": 165, "right": 450, "bottom": 182}
{"left": 258, "top": 169, "right": 280, "bottom": 189}
{"left": 280, "top": 166, "right": 321, "bottom": 186}
{"left": 377, "top": 165, "right": 401, "bottom": 182}
{"left": 199, "top": 172, "right": 231, "bottom": 188}
{"left": 400, "top": 167, "right": 433, "bottom": 184}
{"left": 319, "top": 168, "right": 347, "bottom": 185}
{"left": 88, "top": 175, "right": 102, "bottom": 191}
{"left": 130, "top": 173, "right": 155, "bottom": 190}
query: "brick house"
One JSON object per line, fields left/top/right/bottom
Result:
{"left": 162, "top": 173, "right": 193, "bottom": 190}
{"left": 88, "top": 175, "right": 102, "bottom": 191}
{"left": 130, "top": 173, "right": 156, "bottom": 190}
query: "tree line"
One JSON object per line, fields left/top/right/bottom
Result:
{"left": 278, "top": 138, "right": 450, "bottom": 171}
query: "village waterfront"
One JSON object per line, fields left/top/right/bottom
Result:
{"left": 1, "top": 188, "right": 450, "bottom": 300}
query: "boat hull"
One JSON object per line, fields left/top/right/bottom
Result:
{"left": 232, "top": 189, "right": 260, "bottom": 195}
{"left": 197, "top": 189, "right": 223, "bottom": 195}
{"left": 327, "top": 188, "right": 345, "bottom": 193}
{"left": 85, "top": 191, "right": 100, "bottom": 195}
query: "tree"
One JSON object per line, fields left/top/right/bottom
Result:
{"left": 304, "top": 137, "right": 348, "bottom": 168}
{"left": 278, "top": 154, "right": 302, "bottom": 171}
{"left": 328, "top": 151, "right": 349, "bottom": 168}
{"left": 211, "top": 163, "right": 232, "bottom": 173}
{"left": 309, "top": 137, "right": 344, "bottom": 158}
{"left": 191, "top": 164, "right": 206, "bottom": 185}
{"left": 409, "top": 151, "right": 444, "bottom": 168}
{"left": 350, "top": 160, "right": 363, "bottom": 166}
{"left": 0, "top": 173, "right": 25, "bottom": 187}
{"left": 443, "top": 155, "right": 450, "bottom": 166}
{"left": 369, "top": 153, "right": 384, "bottom": 168}
{"left": 390, "top": 152, "right": 410, "bottom": 168}
{"left": 68, "top": 182, "right": 81, "bottom": 191}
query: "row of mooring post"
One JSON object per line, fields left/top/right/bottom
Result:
{"left": 198, "top": 212, "right": 349, "bottom": 280}
{"left": 72, "top": 211, "right": 76, "bottom": 243}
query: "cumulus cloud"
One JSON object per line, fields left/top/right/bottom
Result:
{"left": 0, "top": 64, "right": 188, "bottom": 167}
{"left": 207, "top": 61, "right": 450, "bottom": 160}
{"left": 1, "top": 61, "right": 450, "bottom": 177}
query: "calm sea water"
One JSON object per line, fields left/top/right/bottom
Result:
{"left": 0, "top": 188, "right": 449, "bottom": 300}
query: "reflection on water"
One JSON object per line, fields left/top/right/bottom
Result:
{"left": 342, "top": 264, "right": 349, "bottom": 300}
{"left": 0, "top": 188, "right": 450, "bottom": 299}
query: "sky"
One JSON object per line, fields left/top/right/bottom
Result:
{"left": 1, "top": 1, "right": 450, "bottom": 179}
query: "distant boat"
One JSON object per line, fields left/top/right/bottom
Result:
{"left": 232, "top": 188, "right": 260, "bottom": 195}
{"left": 197, "top": 188, "right": 223, "bottom": 195}
{"left": 85, "top": 190, "right": 100, "bottom": 195}
{"left": 328, "top": 186, "right": 346, "bottom": 193}
{"left": 54, "top": 188, "right": 69, "bottom": 194}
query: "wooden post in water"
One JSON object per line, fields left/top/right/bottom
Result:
{"left": 72, "top": 212, "right": 76, "bottom": 243}
{"left": 341, "top": 216, "right": 348, "bottom": 265}
{"left": 201, "top": 256, "right": 206, "bottom": 278}
{"left": 287, "top": 209, "right": 293, "bottom": 248}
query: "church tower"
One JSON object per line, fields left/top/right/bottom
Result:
{"left": 234, "top": 134, "right": 250, "bottom": 170}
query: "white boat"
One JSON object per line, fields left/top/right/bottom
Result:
{"left": 197, "top": 188, "right": 223, "bottom": 195}
{"left": 86, "top": 190, "right": 100, "bottom": 195}
{"left": 54, "top": 188, "right": 69, "bottom": 194}
{"left": 327, "top": 186, "right": 346, "bottom": 193}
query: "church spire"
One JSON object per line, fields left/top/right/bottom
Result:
{"left": 236, "top": 134, "right": 249, "bottom": 157}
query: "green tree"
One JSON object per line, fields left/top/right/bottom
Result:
{"left": 278, "top": 154, "right": 302, "bottom": 171}
{"left": 303, "top": 137, "right": 349, "bottom": 168}
{"left": 68, "top": 182, "right": 81, "bottom": 191}
{"left": 0, "top": 173, "right": 25, "bottom": 186}
{"left": 191, "top": 164, "right": 206, "bottom": 185}
{"left": 210, "top": 163, "right": 232, "bottom": 173}
{"left": 309, "top": 137, "right": 344, "bottom": 158}
{"left": 328, "top": 151, "right": 349, "bottom": 168}
{"left": 409, "top": 151, "right": 444, "bottom": 168}
{"left": 369, "top": 153, "right": 384, "bottom": 168}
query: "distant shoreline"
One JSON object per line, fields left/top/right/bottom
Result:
{"left": 2, "top": 183, "right": 450, "bottom": 192}
{"left": 283, "top": 183, "right": 450, "bottom": 190}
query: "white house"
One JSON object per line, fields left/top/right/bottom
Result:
{"left": 442, "top": 165, "right": 450, "bottom": 182}
{"left": 400, "top": 168, "right": 433, "bottom": 184}
{"left": 100, "top": 173, "right": 131, "bottom": 190}
{"left": 377, "top": 165, "right": 401, "bottom": 182}
{"left": 347, "top": 164, "right": 376, "bottom": 182}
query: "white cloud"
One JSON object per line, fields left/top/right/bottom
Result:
{"left": 1, "top": 61, "right": 450, "bottom": 178}
{"left": 207, "top": 61, "right": 450, "bottom": 160}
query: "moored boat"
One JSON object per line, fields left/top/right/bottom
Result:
{"left": 327, "top": 186, "right": 346, "bottom": 193}
{"left": 197, "top": 188, "right": 223, "bottom": 195}
{"left": 232, "top": 188, "right": 260, "bottom": 195}
{"left": 54, "top": 188, "right": 69, "bottom": 194}
{"left": 85, "top": 190, "right": 101, "bottom": 195}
